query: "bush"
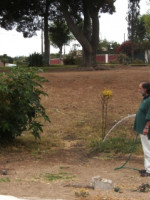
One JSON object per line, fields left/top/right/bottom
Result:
{"left": 132, "top": 59, "right": 144, "bottom": 65}
{"left": 117, "top": 54, "right": 130, "bottom": 65}
{"left": 0, "top": 68, "right": 50, "bottom": 142}
{"left": 28, "top": 52, "right": 43, "bottom": 67}
{"left": 63, "top": 55, "right": 76, "bottom": 65}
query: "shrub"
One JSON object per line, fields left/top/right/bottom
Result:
{"left": 132, "top": 59, "right": 144, "bottom": 65}
{"left": 0, "top": 68, "right": 50, "bottom": 142}
{"left": 117, "top": 54, "right": 130, "bottom": 65}
{"left": 63, "top": 55, "right": 76, "bottom": 65}
{"left": 28, "top": 52, "right": 43, "bottom": 67}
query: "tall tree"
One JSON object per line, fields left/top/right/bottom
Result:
{"left": 58, "top": 0, "right": 115, "bottom": 67}
{"left": 127, "top": 0, "right": 140, "bottom": 61}
{"left": 50, "top": 20, "right": 73, "bottom": 63}
{"left": 0, "top": 0, "right": 53, "bottom": 66}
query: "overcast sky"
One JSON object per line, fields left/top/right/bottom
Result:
{"left": 0, "top": 0, "right": 149, "bottom": 57}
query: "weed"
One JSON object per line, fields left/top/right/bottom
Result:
{"left": 0, "top": 177, "right": 10, "bottom": 183}
{"left": 89, "top": 136, "right": 142, "bottom": 154}
{"left": 44, "top": 172, "right": 76, "bottom": 182}
{"left": 135, "top": 183, "right": 150, "bottom": 192}
{"left": 74, "top": 188, "right": 89, "bottom": 198}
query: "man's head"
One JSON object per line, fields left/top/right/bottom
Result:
{"left": 139, "top": 81, "right": 150, "bottom": 97}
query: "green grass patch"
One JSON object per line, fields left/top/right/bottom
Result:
{"left": 89, "top": 136, "right": 142, "bottom": 154}
{"left": 0, "top": 177, "right": 10, "bottom": 183}
{"left": 44, "top": 172, "right": 76, "bottom": 182}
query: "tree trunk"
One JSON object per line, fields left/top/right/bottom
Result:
{"left": 59, "top": 46, "right": 63, "bottom": 64}
{"left": 43, "top": 0, "right": 50, "bottom": 66}
{"left": 60, "top": 1, "right": 99, "bottom": 67}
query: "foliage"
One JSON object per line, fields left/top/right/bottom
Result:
{"left": 59, "top": 0, "right": 116, "bottom": 67}
{"left": 44, "top": 172, "right": 76, "bottom": 181}
{"left": 89, "top": 136, "right": 141, "bottom": 154}
{"left": 116, "top": 41, "right": 140, "bottom": 57}
{"left": 136, "top": 183, "right": 150, "bottom": 192}
{"left": 0, "top": 68, "right": 50, "bottom": 142}
{"left": 117, "top": 53, "right": 130, "bottom": 65}
{"left": 50, "top": 20, "right": 73, "bottom": 57}
{"left": 127, "top": 0, "right": 140, "bottom": 41}
{"left": 28, "top": 52, "right": 44, "bottom": 67}
{"left": 0, "top": 54, "right": 13, "bottom": 66}
{"left": 132, "top": 59, "right": 144, "bottom": 65}
{"left": 127, "top": 0, "right": 140, "bottom": 60}
{"left": 0, "top": 0, "right": 116, "bottom": 67}
{"left": 0, "top": 177, "right": 10, "bottom": 183}
{"left": 98, "top": 39, "right": 120, "bottom": 54}
{"left": 63, "top": 55, "right": 76, "bottom": 65}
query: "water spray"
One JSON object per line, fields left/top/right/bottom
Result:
{"left": 103, "top": 114, "right": 136, "bottom": 142}
{"left": 102, "top": 114, "right": 140, "bottom": 171}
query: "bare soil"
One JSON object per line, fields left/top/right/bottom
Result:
{"left": 0, "top": 66, "right": 150, "bottom": 200}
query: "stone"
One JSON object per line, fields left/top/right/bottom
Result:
{"left": 91, "top": 176, "right": 113, "bottom": 190}
{"left": 2, "top": 170, "right": 7, "bottom": 175}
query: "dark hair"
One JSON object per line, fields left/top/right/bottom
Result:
{"left": 141, "top": 81, "right": 150, "bottom": 94}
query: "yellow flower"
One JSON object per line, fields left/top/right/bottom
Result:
{"left": 102, "top": 89, "right": 113, "bottom": 98}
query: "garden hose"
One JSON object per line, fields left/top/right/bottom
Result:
{"left": 114, "top": 132, "right": 140, "bottom": 171}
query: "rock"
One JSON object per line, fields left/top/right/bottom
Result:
{"left": 91, "top": 176, "right": 113, "bottom": 190}
{"left": 2, "top": 170, "right": 7, "bottom": 175}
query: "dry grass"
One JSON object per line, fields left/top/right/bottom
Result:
{"left": 39, "top": 67, "right": 150, "bottom": 145}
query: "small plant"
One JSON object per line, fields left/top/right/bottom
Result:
{"left": 136, "top": 183, "right": 150, "bottom": 192}
{"left": 44, "top": 172, "right": 76, "bottom": 182}
{"left": 132, "top": 59, "right": 144, "bottom": 65}
{"left": 101, "top": 89, "right": 113, "bottom": 139}
{"left": 0, "top": 177, "right": 10, "bottom": 183}
{"left": 114, "top": 187, "right": 121, "bottom": 192}
{"left": 74, "top": 188, "right": 89, "bottom": 198}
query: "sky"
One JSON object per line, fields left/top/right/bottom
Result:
{"left": 0, "top": 0, "right": 149, "bottom": 57}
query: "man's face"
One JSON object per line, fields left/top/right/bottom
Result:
{"left": 139, "top": 83, "right": 146, "bottom": 97}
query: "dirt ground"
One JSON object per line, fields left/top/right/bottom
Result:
{"left": 0, "top": 66, "right": 150, "bottom": 200}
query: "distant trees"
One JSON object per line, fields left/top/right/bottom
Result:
{"left": 116, "top": 40, "right": 140, "bottom": 56}
{"left": 0, "top": 54, "right": 13, "bottom": 66}
{"left": 127, "top": 0, "right": 140, "bottom": 61}
{"left": 97, "top": 39, "right": 120, "bottom": 54}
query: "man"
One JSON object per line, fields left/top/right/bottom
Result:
{"left": 134, "top": 81, "right": 150, "bottom": 177}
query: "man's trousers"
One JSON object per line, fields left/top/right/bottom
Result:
{"left": 140, "top": 134, "right": 150, "bottom": 173}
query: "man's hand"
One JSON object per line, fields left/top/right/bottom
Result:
{"left": 143, "top": 127, "right": 149, "bottom": 135}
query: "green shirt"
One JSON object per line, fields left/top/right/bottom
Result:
{"left": 134, "top": 95, "right": 150, "bottom": 140}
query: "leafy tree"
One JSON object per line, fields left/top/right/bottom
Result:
{"left": 0, "top": 68, "right": 50, "bottom": 142}
{"left": 49, "top": 20, "right": 73, "bottom": 63}
{"left": 97, "top": 39, "right": 120, "bottom": 54}
{"left": 136, "top": 14, "right": 150, "bottom": 63}
{"left": 127, "top": 0, "right": 140, "bottom": 61}
{"left": 116, "top": 40, "right": 140, "bottom": 56}
{"left": 0, "top": 0, "right": 53, "bottom": 66}
{"left": 0, "top": 54, "right": 13, "bottom": 66}
{"left": 58, "top": 0, "right": 116, "bottom": 67}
